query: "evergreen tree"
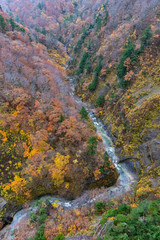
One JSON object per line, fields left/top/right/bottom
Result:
{"left": 80, "top": 107, "right": 88, "bottom": 120}
{"left": 9, "top": 17, "right": 16, "bottom": 31}
{"left": 0, "top": 15, "right": 6, "bottom": 31}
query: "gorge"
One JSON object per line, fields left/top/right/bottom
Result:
{"left": 0, "top": 0, "right": 159, "bottom": 239}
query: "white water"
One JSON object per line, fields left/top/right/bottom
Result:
{"left": 0, "top": 77, "right": 137, "bottom": 240}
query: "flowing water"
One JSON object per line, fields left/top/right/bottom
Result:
{"left": 0, "top": 77, "right": 137, "bottom": 239}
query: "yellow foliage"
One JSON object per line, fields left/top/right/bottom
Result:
{"left": 12, "top": 110, "right": 20, "bottom": 116}
{"left": 54, "top": 153, "right": 69, "bottom": 169}
{"left": 65, "top": 182, "right": 70, "bottom": 189}
{"left": 74, "top": 209, "right": 81, "bottom": 216}
{"left": 73, "top": 159, "right": 78, "bottom": 164}
{"left": 68, "top": 224, "right": 76, "bottom": 234}
{"left": 57, "top": 224, "right": 63, "bottom": 233}
{"left": 0, "top": 130, "right": 7, "bottom": 142}
{"left": 2, "top": 175, "right": 31, "bottom": 204}
{"left": 108, "top": 217, "right": 115, "bottom": 221}
{"left": 94, "top": 169, "right": 101, "bottom": 181}
{"left": 137, "top": 185, "right": 151, "bottom": 196}
{"left": 17, "top": 162, "right": 22, "bottom": 168}
{"left": 52, "top": 200, "right": 59, "bottom": 209}
{"left": 130, "top": 203, "right": 137, "bottom": 208}
{"left": 49, "top": 153, "right": 70, "bottom": 187}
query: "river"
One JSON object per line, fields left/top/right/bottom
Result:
{"left": 0, "top": 76, "right": 137, "bottom": 240}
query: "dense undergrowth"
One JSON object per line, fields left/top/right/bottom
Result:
{"left": 8, "top": 192, "right": 160, "bottom": 240}
{"left": 99, "top": 200, "right": 160, "bottom": 240}
{"left": 0, "top": 6, "right": 118, "bottom": 205}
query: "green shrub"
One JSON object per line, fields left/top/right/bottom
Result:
{"left": 37, "top": 2, "right": 46, "bottom": 10}
{"left": 114, "top": 214, "right": 128, "bottom": 225}
{"left": 55, "top": 234, "right": 65, "bottom": 240}
{"left": 74, "top": 28, "right": 90, "bottom": 53}
{"left": 95, "top": 201, "right": 105, "bottom": 212}
{"left": 30, "top": 202, "right": 48, "bottom": 240}
{"left": 85, "top": 59, "right": 93, "bottom": 74}
{"left": 140, "top": 26, "right": 152, "bottom": 51}
{"left": 58, "top": 114, "right": 65, "bottom": 123}
{"left": 16, "top": 25, "right": 25, "bottom": 32}
{"left": 28, "top": 33, "right": 33, "bottom": 42}
{"left": 106, "top": 68, "right": 111, "bottom": 74}
{"left": 87, "top": 136, "right": 98, "bottom": 155}
{"left": 9, "top": 17, "right": 16, "bottom": 31}
{"left": 41, "top": 27, "right": 47, "bottom": 35}
{"left": 88, "top": 78, "right": 98, "bottom": 91}
{"left": 33, "top": 224, "right": 46, "bottom": 240}
{"left": 38, "top": 213, "right": 47, "bottom": 224}
{"left": 101, "top": 200, "right": 160, "bottom": 240}
{"left": 96, "top": 14, "right": 102, "bottom": 32}
{"left": 0, "top": 15, "right": 6, "bottom": 30}
{"left": 117, "top": 204, "right": 131, "bottom": 214}
{"left": 88, "top": 56, "right": 102, "bottom": 91}
{"left": 103, "top": 152, "right": 110, "bottom": 167}
{"left": 30, "top": 213, "right": 38, "bottom": 223}
{"left": 80, "top": 107, "right": 88, "bottom": 120}
{"left": 94, "top": 95, "right": 105, "bottom": 107}
{"left": 117, "top": 40, "right": 136, "bottom": 88}
{"left": 77, "top": 51, "right": 89, "bottom": 75}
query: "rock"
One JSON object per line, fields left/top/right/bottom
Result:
{"left": 143, "top": 128, "right": 159, "bottom": 141}
{"left": 118, "top": 156, "right": 138, "bottom": 163}
{"left": 84, "top": 168, "right": 118, "bottom": 190}
{"left": 0, "top": 198, "right": 7, "bottom": 211}
{"left": 93, "top": 222, "right": 107, "bottom": 239}
{"left": 139, "top": 138, "right": 160, "bottom": 168}
{"left": 0, "top": 201, "right": 23, "bottom": 231}
{"left": 3, "top": 202, "right": 22, "bottom": 219}
{"left": 149, "top": 139, "right": 160, "bottom": 165}
{"left": 2, "top": 216, "right": 13, "bottom": 225}
{"left": 93, "top": 219, "right": 114, "bottom": 240}
{"left": 122, "top": 161, "right": 141, "bottom": 176}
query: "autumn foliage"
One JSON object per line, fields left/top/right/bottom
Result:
{"left": 0, "top": 9, "right": 117, "bottom": 204}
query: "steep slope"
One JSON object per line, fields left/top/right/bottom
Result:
{"left": 0, "top": 1, "right": 159, "bottom": 239}
{"left": 0, "top": 8, "right": 118, "bottom": 207}
{"left": 66, "top": 0, "right": 160, "bottom": 204}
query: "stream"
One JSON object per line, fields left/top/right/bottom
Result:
{"left": 0, "top": 76, "right": 138, "bottom": 239}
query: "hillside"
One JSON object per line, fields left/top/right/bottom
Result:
{"left": 0, "top": 1, "right": 159, "bottom": 240}
{"left": 0, "top": 7, "right": 118, "bottom": 202}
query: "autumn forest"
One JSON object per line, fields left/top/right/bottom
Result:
{"left": 0, "top": 0, "right": 159, "bottom": 240}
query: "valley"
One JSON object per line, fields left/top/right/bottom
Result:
{"left": 0, "top": 0, "right": 159, "bottom": 239}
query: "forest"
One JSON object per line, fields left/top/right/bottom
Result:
{"left": 0, "top": 0, "right": 159, "bottom": 240}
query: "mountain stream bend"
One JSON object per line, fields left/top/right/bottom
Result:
{"left": 0, "top": 76, "right": 138, "bottom": 239}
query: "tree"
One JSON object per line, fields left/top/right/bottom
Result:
{"left": 2, "top": 175, "right": 31, "bottom": 204}
{"left": 55, "top": 234, "right": 65, "bottom": 240}
{"left": 94, "top": 95, "right": 105, "bottom": 107}
{"left": 96, "top": 14, "right": 102, "bottom": 32}
{"left": 89, "top": 55, "right": 102, "bottom": 91}
{"left": 49, "top": 153, "right": 70, "bottom": 188}
{"left": 87, "top": 136, "right": 98, "bottom": 155}
{"left": 80, "top": 107, "right": 88, "bottom": 119}
{"left": 0, "top": 15, "right": 6, "bottom": 31}
{"left": 56, "top": 116, "right": 87, "bottom": 144}
{"left": 77, "top": 51, "right": 89, "bottom": 75}
{"left": 117, "top": 40, "right": 136, "bottom": 88}
{"left": 41, "top": 27, "right": 47, "bottom": 35}
{"left": 140, "top": 26, "right": 152, "bottom": 51}
{"left": 9, "top": 17, "right": 16, "bottom": 31}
